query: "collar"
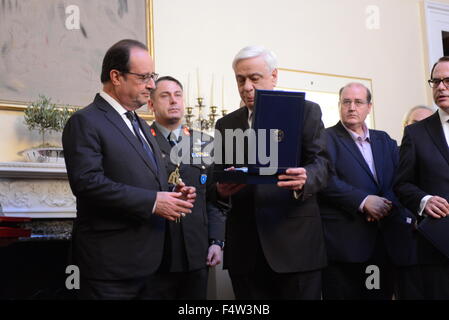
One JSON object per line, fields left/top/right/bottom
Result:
{"left": 247, "top": 108, "right": 253, "bottom": 121}
{"left": 438, "top": 108, "right": 449, "bottom": 125}
{"left": 153, "top": 121, "right": 182, "bottom": 140}
{"left": 342, "top": 122, "right": 370, "bottom": 142}
{"left": 99, "top": 90, "right": 130, "bottom": 117}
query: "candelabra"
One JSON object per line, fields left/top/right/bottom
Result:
{"left": 185, "top": 97, "right": 227, "bottom": 131}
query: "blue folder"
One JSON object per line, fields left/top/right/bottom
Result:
{"left": 215, "top": 89, "right": 305, "bottom": 184}
{"left": 418, "top": 216, "right": 449, "bottom": 258}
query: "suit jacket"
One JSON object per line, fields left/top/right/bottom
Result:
{"left": 62, "top": 94, "right": 169, "bottom": 280}
{"left": 395, "top": 111, "right": 449, "bottom": 264}
{"left": 319, "top": 122, "right": 417, "bottom": 266}
{"left": 214, "top": 101, "right": 330, "bottom": 274}
{"left": 150, "top": 123, "right": 225, "bottom": 271}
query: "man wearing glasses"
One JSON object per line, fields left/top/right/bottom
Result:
{"left": 395, "top": 56, "right": 449, "bottom": 299}
{"left": 319, "top": 83, "right": 416, "bottom": 299}
{"left": 63, "top": 39, "right": 196, "bottom": 299}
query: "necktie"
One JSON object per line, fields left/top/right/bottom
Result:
{"left": 125, "top": 111, "right": 158, "bottom": 171}
{"left": 168, "top": 132, "right": 177, "bottom": 147}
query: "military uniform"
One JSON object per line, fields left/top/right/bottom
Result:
{"left": 148, "top": 122, "right": 225, "bottom": 299}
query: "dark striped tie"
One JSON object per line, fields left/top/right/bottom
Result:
{"left": 125, "top": 111, "right": 158, "bottom": 171}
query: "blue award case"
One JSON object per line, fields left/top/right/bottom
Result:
{"left": 214, "top": 89, "right": 305, "bottom": 184}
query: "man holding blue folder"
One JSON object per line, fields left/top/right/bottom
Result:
{"left": 214, "top": 46, "right": 331, "bottom": 299}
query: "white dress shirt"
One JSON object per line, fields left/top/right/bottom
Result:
{"left": 419, "top": 108, "right": 449, "bottom": 215}
{"left": 342, "top": 122, "right": 377, "bottom": 212}
{"left": 99, "top": 91, "right": 151, "bottom": 146}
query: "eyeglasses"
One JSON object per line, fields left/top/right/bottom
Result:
{"left": 122, "top": 71, "right": 159, "bottom": 83}
{"left": 428, "top": 77, "right": 449, "bottom": 89}
{"left": 340, "top": 99, "right": 369, "bottom": 107}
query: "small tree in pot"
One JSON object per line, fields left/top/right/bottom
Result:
{"left": 24, "top": 95, "right": 74, "bottom": 147}
{"left": 22, "top": 95, "right": 76, "bottom": 163}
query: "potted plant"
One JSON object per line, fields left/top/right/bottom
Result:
{"left": 21, "top": 95, "right": 75, "bottom": 163}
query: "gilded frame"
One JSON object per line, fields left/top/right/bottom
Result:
{"left": 276, "top": 67, "right": 375, "bottom": 129}
{"left": 0, "top": 0, "right": 155, "bottom": 120}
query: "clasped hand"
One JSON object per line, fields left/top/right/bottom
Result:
{"left": 424, "top": 196, "right": 449, "bottom": 219}
{"left": 364, "top": 195, "right": 393, "bottom": 222}
{"left": 154, "top": 181, "right": 196, "bottom": 221}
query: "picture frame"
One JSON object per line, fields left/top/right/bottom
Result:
{"left": 276, "top": 68, "right": 375, "bottom": 129}
{"left": 0, "top": 0, "right": 155, "bottom": 120}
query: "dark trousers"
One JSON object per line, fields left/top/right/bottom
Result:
{"left": 419, "top": 264, "right": 449, "bottom": 299}
{"left": 322, "top": 237, "right": 395, "bottom": 300}
{"left": 78, "top": 268, "right": 208, "bottom": 300}
{"left": 394, "top": 265, "right": 424, "bottom": 300}
{"left": 322, "top": 261, "right": 394, "bottom": 300}
{"left": 229, "top": 246, "right": 322, "bottom": 300}
{"left": 144, "top": 268, "right": 209, "bottom": 300}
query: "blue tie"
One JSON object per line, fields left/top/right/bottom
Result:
{"left": 125, "top": 111, "right": 158, "bottom": 171}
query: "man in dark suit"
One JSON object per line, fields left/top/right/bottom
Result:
{"left": 62, "top": 39, "right": 196, "bottom": 299}
{"left": 146, "top": 76, "right": 225, "bottom": 299}
{"left": 395, "top": 56, "right": 449, "bottom": 299}
{"left": 214, "top": 46, "right": 331, "bottom": 299}
{"left": 319, "top": 83, "right": 418, "bottom": 299}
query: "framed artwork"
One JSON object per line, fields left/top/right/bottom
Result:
{"left": 0, "top": 0, "right": 155, "bottom": 119}
{"left": 276, "top": 68, "right": 374, "bottom": 129}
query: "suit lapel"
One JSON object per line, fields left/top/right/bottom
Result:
{"left": 334, "top": 122, "right": 378, "bottom": 185}
{"left": 96, "top": 96, "right": 160, "bottom": 180}
{"left": 241, "top": 107, "right": 250, "bottom": 130}
{"left": 425, "top": 112, "right": 449, "bottom": 166}
{"left": 137, "top": 116, "right": 167, "bottom": 185}
{"left": 370, "top": 130, "right": 383, "bottom": 187}
{"left": 240, "top": 108, "right": 250, "bottom": 165}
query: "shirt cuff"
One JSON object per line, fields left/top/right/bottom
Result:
{"left": 418, "top": 195, "right": 432, "bottom": 216}
{"left": 359, "top": 196, "right": 369, "bottom": 212}
{"left": 152, "top": 198, "right": 157, "bottom": 214}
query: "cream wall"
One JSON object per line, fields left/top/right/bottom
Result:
{"left": 0, "top": 0, "right": 447, "bottom": 159}
{"left": 153, "top": 0, "right": 447, "bottom": 142}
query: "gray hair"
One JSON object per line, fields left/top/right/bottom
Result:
{"left": 232, "top": 45, "right": 278, "bottom": 72}
{"left": 403, "top": 105, "right": 434, "bottom": 127}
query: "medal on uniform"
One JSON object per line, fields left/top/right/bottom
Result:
{"left": 168, "top": 164, "right": 181, "bottom": 185}
{"left": 168, "top": 164, "right": 183, "bottom": 223}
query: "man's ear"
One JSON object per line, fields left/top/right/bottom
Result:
{"left": 148, "top": 98, "right": 155, "bottom": 113}
{"left": 110, "top": 70, "right": 122, "bottom": 86}
{"left": 271, "top": 68, "right": 278, "bottom": 87}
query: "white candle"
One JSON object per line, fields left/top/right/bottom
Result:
{"left": 196, "top": 68, "right": 201, "bottom": 98}
{"left": 210, "top": 74, "right": 214, "bottom": 105}
{"left": 186, "top": 73, "right": 190, "bottom": 106}
{"left": 222, "top": 75, "right": 225, "bottom": 108}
